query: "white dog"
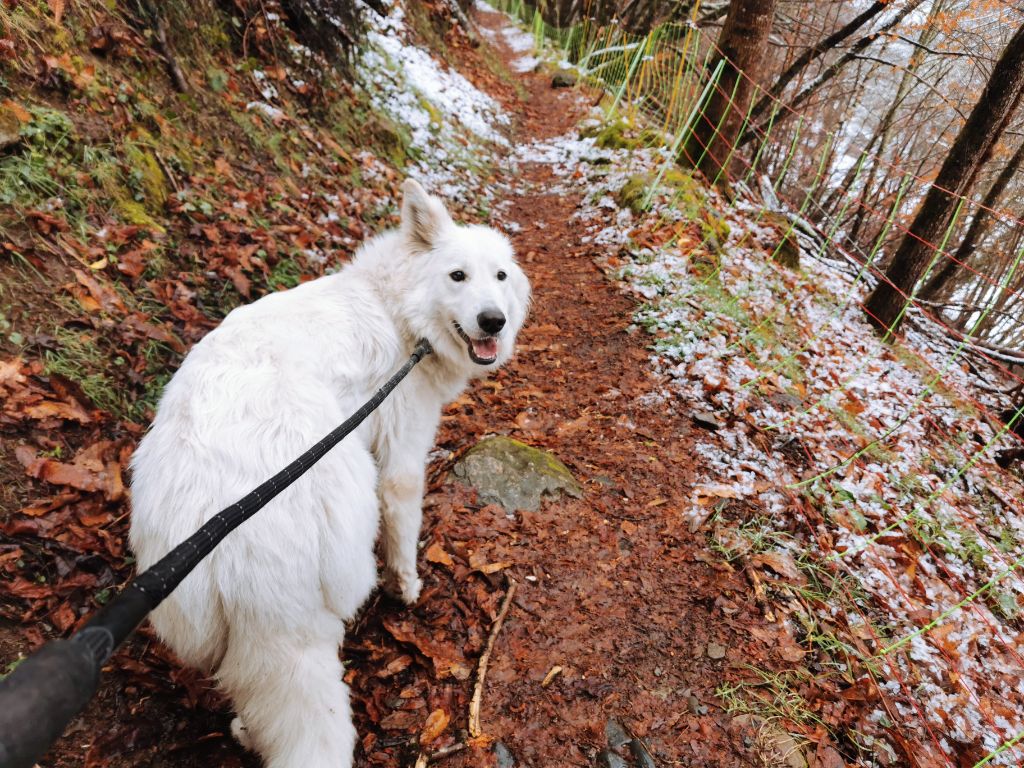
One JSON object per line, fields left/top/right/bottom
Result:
{"left": 128, "top": 179, "right": 530, "bottom": 768}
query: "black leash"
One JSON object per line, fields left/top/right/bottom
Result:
{"left": 0, "top": 338, "right": 433, "bottom": 768}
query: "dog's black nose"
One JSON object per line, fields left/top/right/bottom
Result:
{"left": 477, "top": 309, "right": 506, "bottom": 335}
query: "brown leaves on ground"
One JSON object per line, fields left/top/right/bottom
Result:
{"left": 16, "top": 439, "right": 129, "bottom": 502}
{"left": 1, "top": 358, "right": 93, "bottom": 427}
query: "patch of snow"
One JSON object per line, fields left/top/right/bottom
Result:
{"left": 246, "top": 101, "right": 285, "bottom": 122}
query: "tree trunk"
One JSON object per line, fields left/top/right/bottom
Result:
{"left": 920, "top": 138, "right": 1024, "bottom": 300}
{"left": 681, "top": 0, "right": 778, "bottom": 181}
{"left": 864, "top": 22, "right": 1024, "bottom": 333}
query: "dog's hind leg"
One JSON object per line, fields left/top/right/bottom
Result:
{"left": 217, "top": 614, "right": 355, "bottom": 768}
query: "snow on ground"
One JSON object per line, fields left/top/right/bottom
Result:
{"left": 502, "top": 121, "right": 1024, "bottom": 767}
{"left": 354, "top": 2, "right": 1024, "bottom": 758}
{"left": 358, "top": 2, "right": 510, "bottom": 203}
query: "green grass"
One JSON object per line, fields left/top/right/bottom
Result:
{"left": 0, "top": 107, "right": 88, "bottom": 228}
{"left": 709, "top": 514, "right": 794, "bottom": 561}
{"left": 716, "top": 666, "right": 822, "bottom": 728}
{"left": 43, "top": 327, "right": 126, "bottom": 416}
{"left": 268, "top": 254, "right": 303, "bottom": 290}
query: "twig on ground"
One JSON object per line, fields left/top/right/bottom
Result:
{"left": 541, "top": 664, "right": 563, "bottom": 688}
{"left": 412, "top": 736, "right": 470, "bottom": 766}
{"left": 469, "top": 576, "right": 517, "bottom": 738}
{"left": 154, "top": 150, "right": 181, "bottom": 194}
{"left": 745, "top": 563, "right": 777, "bottom": 623}
{"left": 133, "top": 0, "right": 189, "bottom": 93}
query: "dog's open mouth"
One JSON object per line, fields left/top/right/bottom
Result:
{"left": 454, "top": 323, "right": 498, "bottom": 365}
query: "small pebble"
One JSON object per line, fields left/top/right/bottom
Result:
{"left": 605, "top": 718, "right": 630, "bottom": 748}
{"left": 494, "top": 740, "right": 515, "bottom": 768}
{"left": 706, "top": 641, "right": 727, "bottom": 660}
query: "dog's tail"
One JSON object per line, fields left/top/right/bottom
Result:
{"left": 217, "top": 614, "right": 356, "bottom": 768}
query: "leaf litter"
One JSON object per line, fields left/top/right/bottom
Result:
{"left": 1, "top": 1, "right": 1022, "bottom": 767}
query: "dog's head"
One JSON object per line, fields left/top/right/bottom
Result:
{"left": 398, "top": 179, "right": 530, "bottom": 375}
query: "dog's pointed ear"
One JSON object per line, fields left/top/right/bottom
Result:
{"left": 401, "top": 179, "right": 453, "bottom": 251}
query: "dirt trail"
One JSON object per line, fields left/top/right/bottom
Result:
{"left": 354, "top": 9, "right": 806, "bottom": 767}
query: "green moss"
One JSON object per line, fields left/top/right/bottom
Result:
{"left": 124, "top": 132, "right": 169, "bottom": 208}
{"left": 582, "top": 119, "right": 635, "bottom": 149}
{"left": 616, "top": 175, "right": 648, "bottom": 213}
{"left": 582, "top": 119, "right": 665, "bottom": 150}
{"left": 617, "top": 167, "right": 708, "bottom": 216}
{"left": 700, "top": 209, "right": 731, "bottom": 250}
{"left": 417, "top": 95, "right": 444, "bottom": 130}
{"left": 117, "top": 198, "right": 160, "bottom": 227}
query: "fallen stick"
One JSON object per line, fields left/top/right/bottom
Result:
{"left": 412, "top": 741, "right": 469, "bottom": 768}
{"left": 469, "top": 577, "right": 517, "bottom": 738}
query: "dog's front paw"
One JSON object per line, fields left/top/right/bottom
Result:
{"left": 399, "top": 574, "right": 422, "bottom": 605}
{"left": 383, "top": 569, "right": 422, "bottom": 606}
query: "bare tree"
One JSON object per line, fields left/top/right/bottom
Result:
{"left": 920, "top": 139, "right": 1024, "bottom": 299}
{"left": 681, "top": 0, "right": 779, "bottom": 180}
{"left": 748, "top": 1, "right": 890, "bottom": 124}
{"left": 864, "top": 23, "right": 1024, "bottom": 333}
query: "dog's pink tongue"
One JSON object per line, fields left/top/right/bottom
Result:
{"left": 473, "top": 337, "right": 498, "bottom": 360}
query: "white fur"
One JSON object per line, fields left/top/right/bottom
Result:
{"left": 128, "top": 180, "right": 530, "bottom": 768}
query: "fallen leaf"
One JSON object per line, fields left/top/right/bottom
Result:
{"left": 419, "top": 709, "right": 449, "bottom": 746}
{"left": 379, "top": 710, "right": 419, "bottom": 731}
{"left": 23, "top": 399, "right": 92, "bottom": 424}
{"left": 0, "top": 358, "right": 26, "bottom": 388}
{"left": 376, "top": 655, "right": 413, "bottom": 678}
{"left": 424, "top": 542, "right": 453, "bottom": 567}
{"left": 695, "top": 484, "right": 742, "bottom": 503}
{"left": 749, "top": 551, "right": 805, "bottom": 582}
{"left": 382, "top": 617, "right": 472, "bottom": 681}
{"left": 468, "top": 552, "right": 512, "bottom": 574}
{"left": 71, "top": 268, "right": 126, "bottom": 314}
{"left": 51, "top": 602, "right": 76, "bottom": 632}
{"left": 1, "top": 100, "right": 31, "bottom": 123}
{"left": 541, "top": 665, "right": 563, "bottom": 687}
{"left": 17, "top": 441, "right": 125, "bottom": 500}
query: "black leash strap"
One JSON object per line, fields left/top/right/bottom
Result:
{"left": 0, "top": 339, "right": 433, "bottom": 768}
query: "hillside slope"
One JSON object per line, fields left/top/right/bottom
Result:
{"left": 1, "top": 2, "right": 1023, "bottom": 768}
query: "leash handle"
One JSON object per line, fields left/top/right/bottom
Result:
{"left": 0, "top": 339, "right": 433, "bottom": 768}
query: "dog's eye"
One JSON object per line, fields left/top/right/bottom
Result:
{"left": 496, "top": 270, "right": 507, "bottom": 281}
{"left": 449, "top": 270, "right": 466, "bottom": 282}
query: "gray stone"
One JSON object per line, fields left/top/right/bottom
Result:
{"left": 692, "top": 410, "right": 724, "bottom": 431}
{"left": 494, "top": 741, "right": 515, "bottom": 768}
{"left": 452, "top": 436, "right": 582, "bottom": 512}
{"left": 732, "top": 715, "right": 808, "bottom": 768}
{"left": 605, "top": 718, "right": 631, "bottom": 748}
{"left": 551, "top": 69, "right": 578, "bottom": 88}
{"left": 628, "top": 739, "right": 657, "bottom": 768}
